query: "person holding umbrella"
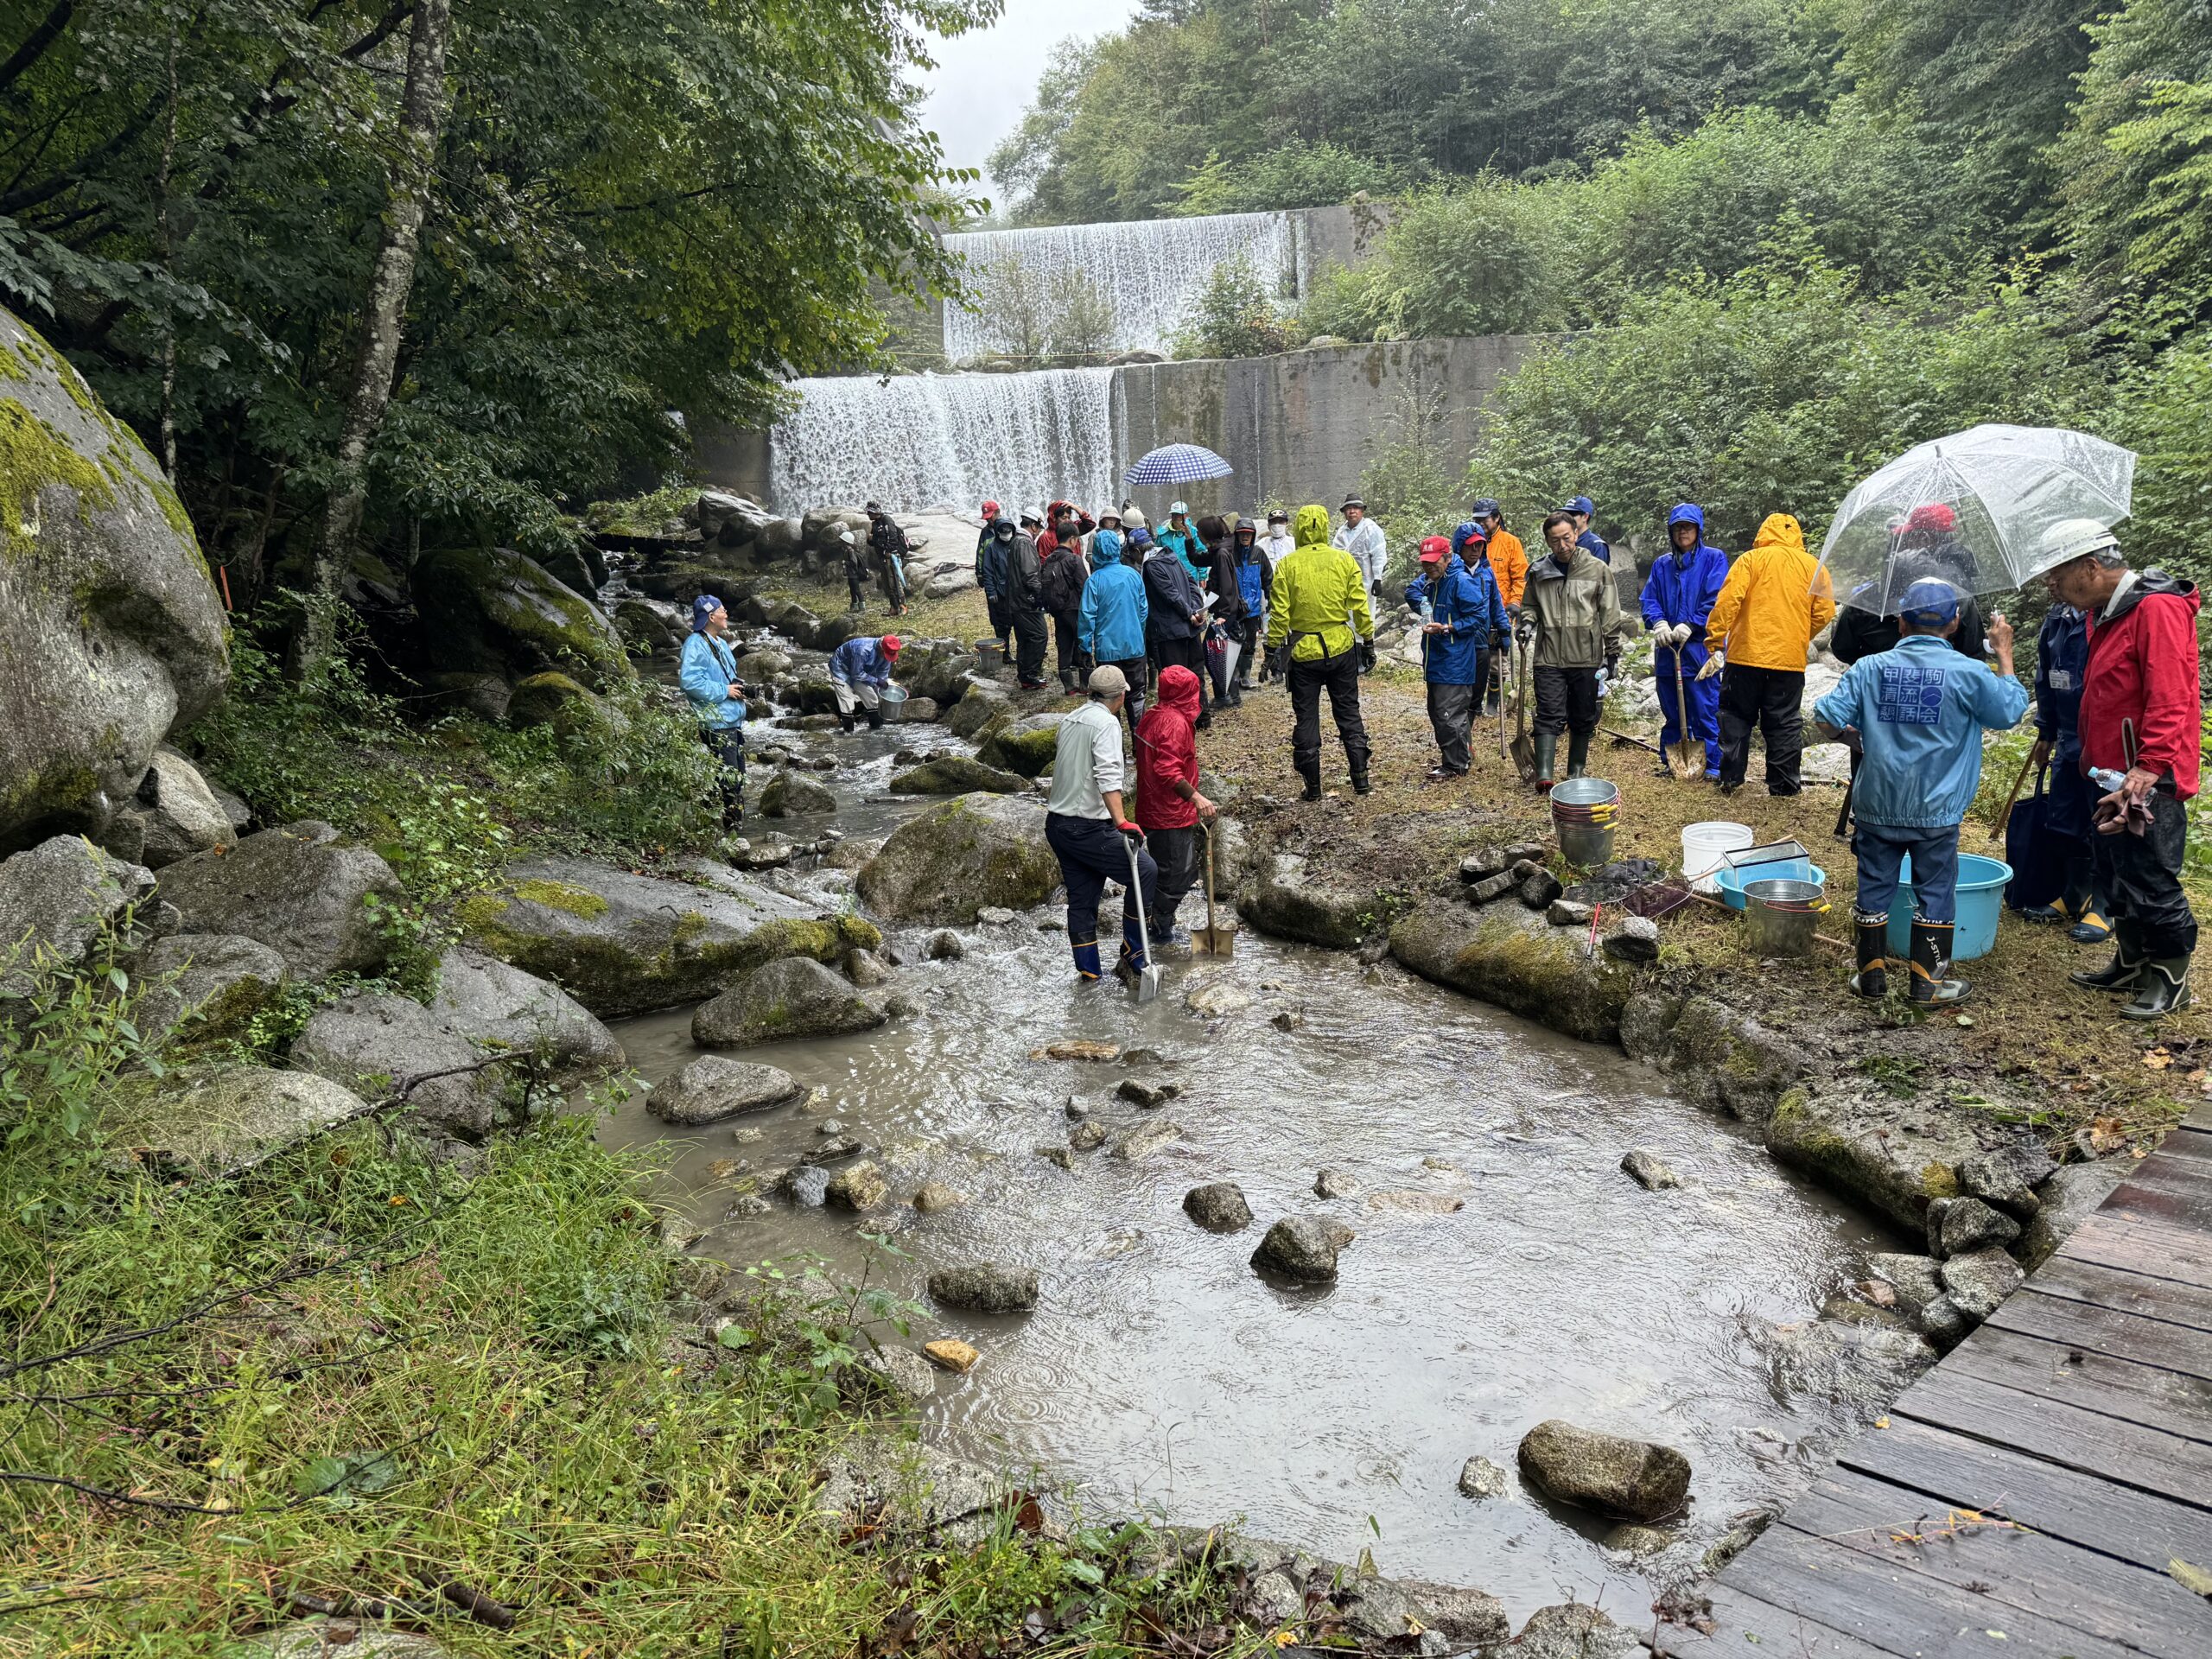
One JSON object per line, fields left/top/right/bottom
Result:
{"left": 1640, "top": 504, "right": 1727, "bottom": 779}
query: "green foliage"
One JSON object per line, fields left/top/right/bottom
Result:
{"left": 957, "top": 255, "right": 1122, "bottom": 366}
{"left": 2106, "top": 334, "right": 2212, "bottom": 590}
{"left": 1170, "top": 252, "right": 1302, "bottom": 359}
{"left": 1359, "top": 389, "right": 1465, "bottom": 578}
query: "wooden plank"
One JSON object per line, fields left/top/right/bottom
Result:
{"left": 1990, "top": 1285, "right": 2212, "bottom": 1382}
{"left": 1838, "top": 1416, "right": 2212, "bottom": 1574}
{"left": 1890, "top": 1363, "right": 2212, "bottom": 1510}
{"left": 2109, "top": 1152, "right": 2212, "bottom": 1210}
{"left": 1776, "top": 1469, "right": 2212, "bottom": 1659}
{"left": 2184, "top": 1099, "right": 2212, "bottom": 1134}
{"left": 1648, "top": 1581, "right": 1899, "bottom": 1657}
{"left": 1713, "top": 1522, "right": 2147, "bottom": 1658}
{"left": 2025, "top": 1252, "right": 2212, "bottom": 1337}
{"left": 2158, "top": 1127, "right": 2212, "bottom": 1162}
{"left": 2061, "top": 1207, "right": 2212, "bottom": 1290}
{"left": 1939, "top": 1322, "right": 2212, "bottom": 1444}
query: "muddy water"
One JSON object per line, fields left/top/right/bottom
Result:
{"left": 603, "top": 804, "right": 1887, "bottom": 1617}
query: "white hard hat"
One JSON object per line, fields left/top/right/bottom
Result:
{"left": 839, "top": 529, "right": 855, "bottom": 543}
{"left": 2037, "top": 516, "right": 2119, "bottom": 571}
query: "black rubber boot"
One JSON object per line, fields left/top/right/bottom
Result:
{"left": 2070, "top": 940, "right": 2145, "bottom": 994}
{"left": 1849, "top": 912, "right": 1890, "bottom": 999}
{"left": 865, "top": 707, "right": 885, "bottom": 731}
{"left": 1565, "top": 731, "right": 1592, "bottom": 779}
{"left": 1351, "top": 763, "right": 1372, "bottom": 796}
{"left": 1532, "top": 734, "right": 1558, "bottom": 790}
{"left": 1908, "top": 919, "right": 1970, "bottom": 1007}
{"left": 838, "top": 714, "right": 856, "bottom": 734}
{"left": 1484, "top": 687, "right": 1502, "bottom": 718}
{"left": 1298, "top": 764, "right": 1323, "bottom": 803}
{"left": 2120, "top": 956, "right": 2192, "bottom": 1020}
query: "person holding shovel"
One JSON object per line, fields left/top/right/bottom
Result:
{"left": 1045, "top": 664, "right": 1159, "bottom": 986}
{"left": 1812, "top": 581, "right": 2025, "bottom": 1007}
{"left": 1639, "top": 504, "right": 1728, "bottom": 780}
{"left": 1135, "top": 664, "right": 1216, "bottom": 949}
{"left": 1405, "top": 527, "right": 1506, "bottom": 780}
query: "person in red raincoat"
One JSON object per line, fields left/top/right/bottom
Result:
{"left": 1134, "top": 664, "right": 1216, "bottom": 946}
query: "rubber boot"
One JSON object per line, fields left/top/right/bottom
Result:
{"left": 1908, "top": 919, "right": 1970, "bottom": 1007}
{"left": 1351, "top": 765, "right": 1373, "bottom": 796}
{"left": 838, "top": 714, "right": 856, "bottom": 734}
{"left": 2120, "top": 955, "right": 2192, "bottom": 1020}
{"left": 1484, "top": 686, "right": 1502, "bottom": 719}
{"left": 2070, "top": 939, "right": 2145, "bottom": 994}
{"left": 1849, "top": 912, "right": 1890, "bottom": 999}
{"left": 865, "top": 707, "right": 885, "bottom": 731}
{"left": 1298, "top": 763, "right": 1323, "bottom": 803}
{"left": 1565, "top": 730, "right": 1592, "bottom": 779}
{"left": 1532, "top": 734, "right": 1558, "bottom": 791}
{"left": 1058, "top": 667, "right": 1079, "bottom": 695}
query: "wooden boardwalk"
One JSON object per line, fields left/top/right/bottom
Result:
{"left": 1650, "top": 1104, "right": 2212, "bottom": 1658}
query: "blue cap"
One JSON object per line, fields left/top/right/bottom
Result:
{"left": 1565, "top": 495, "right": 1596, "bottom": 517}
{"left": 1127, "top": 526, "right": 1153, "bottom": 549}
{"left": 1898, "top": 579, "right": 1961, "bottom": 626}
{"left": 690, "top": 594, "right": 723, "bottom": 632}
{"left": 1470, "top": 498, "right": 1501, "bottom": 518}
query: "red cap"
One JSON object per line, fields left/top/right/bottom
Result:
{"left": 1418, "top": 536, "right": 1450, "bottom": 563}
{"left": 982, "top": 499, "right": 1000, "bottom": 517}
{"left": 881, "top": 634, "right": 902, "bottom": 653}
{"left": 1906, "top": 504, "right": 1956, "bottom": 533}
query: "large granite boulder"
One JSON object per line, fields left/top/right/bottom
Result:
{"left": 0, "top": 306, "right": 229, "bottom": 854}
{"left": 134, "top": 933, "right": 287, "bottom": 1046}
{"left": 888, "top": 755, "right": 1028, "bottom": 796}
{"left": 293, "top": 990, "right": 510, "bottom": 1140}
{"left": 2020, "top": 1158, "right": 2131, "bottom": 1271}
{"left": 1390, "top": 899, "right": 1637, "bottom": 1042}
{"left": 944, "top": 679, "right": 1011, "bottom": 739}
{"left": 1238, "top": 853, "right": 1373, "bottom": 950}
{"left": 648, "top": 1056, "right": 804, "bottom": 1124}
{"left": 156, "top": 822, "right": 404, "bottom": 980}
{"left": 855, "top": 793, "right": 1059, "bottom": 925}
{"left": 0, "top": 834, "right": 155, "bottom": 991}
{"left": 454, "top": 855, "right": 877, "bottom": 1017}
{"left": 691, "top": 956, "right": 890, "bottom": 1047}
{"left": 108, "top": 748, "right": 235, "bottom": 868}
{"left": 1517, "top": 1420, "right": 1691, "bottom": 1522}
{"left": 760, "top": 769, "right": 836, "bottom": 817}
{"left": 427, "top": 946, "right": 622, "bottom": 1078}
{"left": 105, "top": 1065, "right": 371, "bottom": 1176}
{"left": 410, "top": 543, "right": 626, "bottom": 689}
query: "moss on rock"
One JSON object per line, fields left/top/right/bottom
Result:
{"left": 855, "top": 794, "right": 1058, "bottom": 925}
{"left": 1388, "top": 899, "right": 1637, "bottom": 1043}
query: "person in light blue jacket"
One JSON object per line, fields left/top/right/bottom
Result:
{"left": 1815, "top": 580, "right": 2024, "bottom": 1008}
{"left": 1078, "top": 529, "right": 1150, "bottom": 728}
{"left": 679, "top": 594, "right": 748, "bottom": 830}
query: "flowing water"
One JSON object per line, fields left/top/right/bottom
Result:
{"left": 943, "top": 212, "right": 1304, "bottom": 362}
{"left": 601, "top": 720, "right": 1891, "bottom": 1621}
{"left": 767, "top": 369, "right": 1116, "bottom": 518}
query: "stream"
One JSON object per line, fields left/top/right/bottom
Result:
{"left": 595, "top": 690, "right": 1892, "bottom": 1621}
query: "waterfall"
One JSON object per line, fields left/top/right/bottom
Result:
{"left": 943, "top": 212, "right": 1299, "bottom": 362}
{"left": 768, "top": 369, "right": 1118, "bottom": 516}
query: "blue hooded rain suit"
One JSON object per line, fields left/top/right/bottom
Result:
{"left": 1640, "top": 504, "right": 1728, "bottom": 776}
{"left": 1078, "top": 530, "right": 1150, "bottom": 719}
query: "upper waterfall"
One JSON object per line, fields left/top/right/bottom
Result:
{"left": 767, "top": 369, "right": 1117, "bottom": 517}
{"left": 942, "top": 211, "right": 1304, "bottom": 362}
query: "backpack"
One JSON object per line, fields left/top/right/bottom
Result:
{"left": 1039, "top": 546, "right": 1086, "bottom": 614}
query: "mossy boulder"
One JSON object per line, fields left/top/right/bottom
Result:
{"left": 0, "top": 834, "right": 156, "bottom": 993}
{"left": 855, "top": 793, "right": 1059, "bottom": 925}
{"left": 0, "top": 305, "right": 230, "bottom": 854}
{"left": 944, "top": 680, "right": 1012, "bottom": 740}
{"left": 613, "top": 599, "right": 679, "bottom": 656}
{"left": 453, "top": 855, "right": 878, "bottom": 1018}
{"left": 155, "top": 821, "right": 404, "bottom": 980}
{"left": 889, "top": 754, "right": 1027, "bottom": 796}
{"left": 134, "top": 932, "right": 287, "bottom": 1048}
{"left": 105, "top": 1065, "right": 372, "bottom": 1176}
{"left": 427, "top": 945, "right": 623, "bottom": 1079}
{"left": 691, "top": 955, "right": 891, "bottom": 1048}
{"left": 1388, "top": 899, "right": 1636, "bottom": 1043}
{"left": 976, "top": 714, "right": 1065, "bottom": 777}
{"left": 1238, "top": 853, "right": 1375, "bottom": 951}
{"left": 410, "top": 543, "right": 626, "bottom": 690}
{"left": 505, "top": 671, "right": 598, "bottom": 731}
{"left": 1763, "top": 1084, "right": 1993, "bottom": 1234}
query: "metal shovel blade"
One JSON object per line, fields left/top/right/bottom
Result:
{"left": 1665, "top": 657, "right": 1706, "bottom": 780}
{"left": 1125, "top": 835, "right": 1162, "bottom": 1001}
{"left": 1133, "top": 961, "right": 1162, "bottom": 1002}
{"left": 1194, "top": 825, "right": 1235, "bottom": 957}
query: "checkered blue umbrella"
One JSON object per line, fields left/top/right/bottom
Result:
{"left": 1122, "top": 443, "right": 1233, "bottom": 488}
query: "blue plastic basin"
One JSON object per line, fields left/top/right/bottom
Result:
{"left": 1717, "top": 864, "right": 1827, "bottom": 912}
{"left": 1882, "top": 852, "right": 2012, "bottom": 962}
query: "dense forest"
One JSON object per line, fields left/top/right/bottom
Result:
{"left": 994, "top": 0, "right": 2212, "bottom": 570}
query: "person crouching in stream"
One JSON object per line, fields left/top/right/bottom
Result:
{"left": 1045, "top": 665, "right": 1159, "bottom": 984}
{"left": 1812, "top": 581, "right": 2024, "bottom": 1007}
{"left": 828, "top": 632, "right": 901, "bottom": 732}
{"left": 1135, "top": 664, "right": 1217, "bottom": 950}
{"left": 680, "top": 594, "right": 749, "bottom": 831}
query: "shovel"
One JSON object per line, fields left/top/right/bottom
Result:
{"left": 1194, "top": 822, "right": 1235, "bottom": 957}
{"left": 1123, "top": 833, "right": 1161, "bottom": 1002}
{"left": 1509, "top": 639, "right": 1538, "bottom": 782}
{"left": 1665, "top": 648, "right": 1707, "bottom": 780}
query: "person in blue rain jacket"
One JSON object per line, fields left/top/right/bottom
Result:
{"left": 1403, "top": 524, "right": 1506, "bottom": 779}
{"left": 1639, "top": 503, "right": 1730, "bottom": 779}
{"left": 2021, "top": 601, "right": 2110, "bottom": 942}
{"left": 1077, "top": 529, "right": 1151, "bottom": 728}
{"left": 679, "top": 594, "right": 749, "bottom": 830}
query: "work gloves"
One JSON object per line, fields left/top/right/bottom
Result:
{"left": 1357, "top": 640, "right": 1376, "bottom": 673}
{"left": 1696, "top": 650, "right": 1726, "bottom": 682}
{"left": 1116, "top": 821, "right": 1146, "bottom": 850}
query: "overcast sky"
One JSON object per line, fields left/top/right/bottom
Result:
{"left": 915, "top": 0, "right": 1142, "bottom": 203}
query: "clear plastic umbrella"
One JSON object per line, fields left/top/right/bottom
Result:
{"left": 1818, "top": 424, "right": 2137, "bottom": 613}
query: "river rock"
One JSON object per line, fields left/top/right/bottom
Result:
{"left": 613, "top": 599, "right": 679, "bottom": 656}
{"left": 1925, "top": 1195, "right": 2020, "bottom": 1259}
{"left": 812, "top": 1436, "right": 1011, "bottom": 1543}
{"left": 2021, "top": 1158, "right": 2130, "bottom": 1270}
{"left": 912, "top": 1181, "right": 967, "bottom": 1213}
{"left": 1117, "top": 1078, "right": 1177, "bottom": 1108}
{"left": 1516, "top": 869, "right": 1563, "bottom": 909}
{"left": 650, "top": 1057, "right": 802, "bottom": 1124}
{"left": 927, "top": 1263, "right": 1038, "bottom": 1313}
{"left": 1185, "top": 978, "right": 1252, "bottom": 1017}
{"left": 1863, "top": 1251, "right": 1945, "bottom": 1320}
{"left": 1184, "top": 1182, "right": 1253, "bottom": 1231}
{"left": 842, "top": 948, "right": 891, "bottom": 989}
{"left": 106, "top": 1064, "right": 371, "bottom": 1175}
{"left": 455, "top": 855, "right": 874, "bottom": 1017}
{"left": 692, "top": 956, "right": 890, "bottom": 1047}
{"left": 923, "top": 1338, "right": 978, "bottom": 1373}
{"left": 1510, "top": 1603, "right": 1638, "bottom": 1659}
{"left": 0, "top": 307, "right": 229, "bottom": 854}
{"left": 855, "top": 1344, "right": 936, "bottom": 1404}
{"left": 1764, "top": 1085, "right": 1991, "bottom": 1234}
{"left": 292, "top": 990, "right": 508, "bottom": 1139}
{"left": 1548, "top": 898, "right": 1594, "bottom": 927}
{"left": 134, "top": 932, "right": 287, "bottom": 1046}
{"left": 1389, "top": 899, "right": 1635, "bottom": 1043}
{"left": 429, "top": 945, "right": 622, "bottom": 1077}
{"left": 1069, "top": 1120, "right": 1108, "bottom": 1152}
{"left": 1940, "top": 1247, "right": 2025, "bottom": 1320}
{"left": 1620, "top": 1148, "right": 1680, "bottom": 1190}
{"left": 923, "top": 929, "right": 964, "bottom": 961}
{"left": 976, "top": 714, "right": 1065, "bottom": 777}
{"left": 1457, "top": 1454, "right": 1510, "bottom": 1499}
{"left": 1516, "top": 1420, "right": 1691, "bottom": 1522}
{"left": 256, "top": 1618, "right": 452, "bottom": 1658}
{"left": 1113, "top": 1120, "right": 1183, "bottom": 1160}
{"left": 944, "top": 679, "right": 1012, "bottom": 739}
{"left": 826, "top": 1160, "right": 888, "bottom": 1211}
{"left": 855, "top": 793, "right": 1059, "bottom": 925}
{"left": 1390, "top": 1580, "right": 1510, "bottom": 1645}
{"left": 156, "top": 822, "right": 404, "bottom": 980}
{"left": 760, "top": 769, "right": 837, "bottom": 817}
{"left": 112, "top": 749, "right": 235, "bottom": 868}
{"left": 889, "top": 755, "right": 1027, "bottom": 796}
{"left": 1236, "top": 853, "right": 1372, "bottom": 950}
{"left": 1313, "top": 1167, "right": 1359, "bottom": 1199}
{"left": 779, "top": 1165, "right": 831, "bottom": 1206}
{"left": 505, "top": 671, "right": 601, "bottom": 734}
{"left": 1603, "top": 914, "right": 1662, "bottom": 962}
{"left": 1959, "top": 1141, "right": 2057, "bottom": 1221}
{"left": 0, "top": 835, "right": 156, "bottom": 991}
{"left": 1249, "top": 1216, "right": 1347, "bottom": 1281}
{"left": 410, "top": 543, "right": 626, "bottom": 689}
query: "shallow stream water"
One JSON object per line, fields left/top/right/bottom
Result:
{"left": 600, "top": 713, "right": 1890, "bottom": 1619}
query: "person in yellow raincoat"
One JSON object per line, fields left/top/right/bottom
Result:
{"left": 1265, "top": 504, "right": 1376, "bottom": 798}
{"left": 1700, "top": 512, "right": 1837, "bottom": 796}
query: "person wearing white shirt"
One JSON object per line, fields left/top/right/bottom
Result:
{"left": 1332, "top": 494, "right": 1389, "bottom": 622}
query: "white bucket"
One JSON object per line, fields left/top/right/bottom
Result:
{"left": 1681, "top": 821, "right": 1754, "bottom": 893}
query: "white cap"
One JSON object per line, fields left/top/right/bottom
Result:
{"left": 1168, "top": 500, "right": 1188, "bottom": 516}
{"left": 1087, "top": 664, "right": 1129, "bottom": 697}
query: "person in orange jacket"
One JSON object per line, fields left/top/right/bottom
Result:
{"left": 1700, "top": 512, "right": 1837, "bottom": 796}
{"left": 1470, "top": 499, "right": 1527, "bottom": 716}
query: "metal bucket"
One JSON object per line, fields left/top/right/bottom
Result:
{"left": 1549, "top": 777, "right": 1620, "bottom": 868}
{"left": 1742, "top": 878, "right": 1827, "bottom": 958}
{"left": 976, "top": 642, "right": 1005, "bottom": 673}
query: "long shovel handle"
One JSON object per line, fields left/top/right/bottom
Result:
{"left": 1125, "top": 832, "right": 1153, "bottom": 963}
{"left": 1203, "top": 821, "right": 1217, "bottom": 932}
{"left": 1989, "top": 744, "right": 2035, "bottom": 841}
